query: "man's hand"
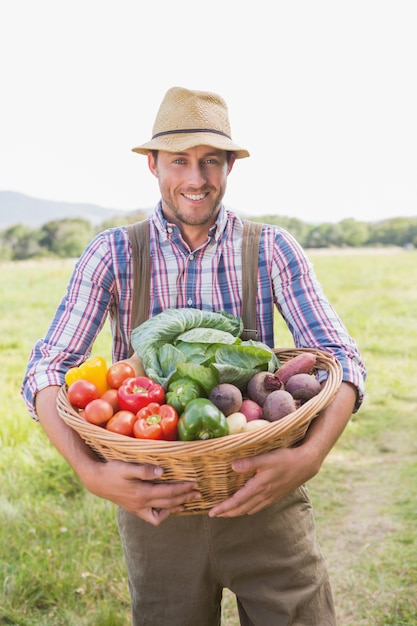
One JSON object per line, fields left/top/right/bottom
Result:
{"left": 209, "top": 381, "right": 357, "bottom": 518}
{"left": 208, "top": 445, "right": 312, "bottom": 517}
{"left": 83, "top": 459, "right": 201, "bottom": 525}
{"left": 35, "top": 385, "right": 201, "bottom": 526}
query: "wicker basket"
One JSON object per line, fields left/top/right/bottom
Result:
{"left": 56, "top": 348, "right": 342, "bottom": 514}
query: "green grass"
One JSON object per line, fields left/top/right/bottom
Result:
{"left": 1, "top": 249, "right": 417, "bottom": 625}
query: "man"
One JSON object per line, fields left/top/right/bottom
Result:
{"left": 22, "top": 86, "right": 366, "bottom": 625}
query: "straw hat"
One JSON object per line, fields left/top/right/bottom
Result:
{"left": 132, "top": 86, "right": 249, "bottom": 159}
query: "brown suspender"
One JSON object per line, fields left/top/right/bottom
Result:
{"left": 240, "top": 220, "right": 263, "bottom": 340}
{"left": 126, "top": 218, "right": 263, "bottom": 345}
{"left": 126, "top": 220, "right": 150, "bottom": 334}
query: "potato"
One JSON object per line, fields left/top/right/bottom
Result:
{"left": 243, "top": 419, "right": 271, "bottom": 432}
{"left": 285, "top": 373, "right": 321, "bottom": 404}
{"left": 122, "top": 352, "right": 146, "bottom": 376}
{"left": 226, "top": 412, "right": 248, "bottom": 434}
{"left": 262, "top": 390, "right": 297, "bottom": 422}
{"left": 209, "top": 383, "right": 243, "bottom": 416}
{"left": 240, "top": 398, "right": 263, "bottom": 421}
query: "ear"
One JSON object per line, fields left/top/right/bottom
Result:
{"left": 147, "top": 152, "right": 158, "bottom": 177}
{"left": 227, "top": 153, "right": 236, "bottom": 175}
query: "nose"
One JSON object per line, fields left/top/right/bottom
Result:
{"left": 187, "top": 162, "right": 207, "bottom": 187}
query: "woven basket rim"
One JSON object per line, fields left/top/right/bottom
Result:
{"left": 56, "top": 347, "right": 343, "bottom": 458}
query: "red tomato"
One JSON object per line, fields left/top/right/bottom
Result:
{"left": 106, "top": 361, "right": 136, "bottom": 389}
{"left": 106, "top": 410, "right": 138, "bottom": 437}
{"left": 84, "top": 398, "right": 114, "bottom": 426}
{"left": 100, "top": 388, "right": 120, "bottom": 413}
{"left": 68, "top": 379, "right": 100, "bottom": 409}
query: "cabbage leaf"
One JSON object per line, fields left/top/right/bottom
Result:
{"left": 130, "top": 307, "right": 279, "bottom": 391}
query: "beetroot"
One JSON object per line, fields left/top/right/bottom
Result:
{"left": 247, "top": 371, "right": 282, "bottom": 407}
{"left": 285, "top": 373, "right": 321, "bottom": 405}
{"left": 262, "top": 390, "right": 296, "bottom": 422}
{"left": 209, "top": 383, "right": 243, "bottom": 416}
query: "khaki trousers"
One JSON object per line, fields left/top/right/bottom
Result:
{"left": 117, "top": 486, "right": 336, "bottom": 626}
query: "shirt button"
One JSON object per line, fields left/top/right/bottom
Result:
{"left": 189, "top": 254, "right": 194, "bottom": 260}
{"left": 167, "top": 227, "right": 173, "bottom": 234}
{"left": 187, "top": 298, "right": 193, "bottom": 306}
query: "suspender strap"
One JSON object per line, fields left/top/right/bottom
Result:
{"left": 126, "top": 220, "right": 150, "bottom": 355}
{"left": 240, "top": 220, "right": 263, "bottom": 340}
{"left": 126, "top": 218, "right": 263, "bottom": 345}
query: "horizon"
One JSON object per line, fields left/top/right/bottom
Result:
{"left": 1, "top": 189, "right": 416, "bottom": 227}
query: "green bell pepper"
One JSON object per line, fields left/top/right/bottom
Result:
{"left": 166, "top": 377, "right": 204, "bottom": 415}
{"left": 177, "top": 398, "right": 229, "bottom": 441}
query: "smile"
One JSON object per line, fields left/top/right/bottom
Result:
{"left": 182, "top": 193, "right": 207, "bottom": 201}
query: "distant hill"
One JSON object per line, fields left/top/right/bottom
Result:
{"left": 0, "top": 191, "right": 140, "bottom": 229}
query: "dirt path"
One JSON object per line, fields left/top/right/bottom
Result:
{"left": 316, "top": 443, "right": 413, "bottom": 625}
{"left": 220, "top": 452, "right": 404, "bottom": 625}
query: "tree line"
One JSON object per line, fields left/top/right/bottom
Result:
{"left": 1, "top": 211, "right": 416, "bottom": 261}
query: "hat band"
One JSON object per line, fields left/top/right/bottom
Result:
{"left": 152, "top": 128, "right": 232, "bottom": 140}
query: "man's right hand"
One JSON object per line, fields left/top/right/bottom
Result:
{"left": 35, "top": 385, "right": 201, "bottom": 526}
{"left": 82, "top": 459, "right": 201, "bottom": 525}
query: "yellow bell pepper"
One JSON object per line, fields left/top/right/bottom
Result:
{"left": 65, "top": 355, "right": 109, "bottom": 395}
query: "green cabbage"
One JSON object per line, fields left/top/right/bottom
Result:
{"left": 130, "top": 308, "right": 279, "bottom": 390}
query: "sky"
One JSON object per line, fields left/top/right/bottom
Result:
{"left": 1, "top": 0, "right": 416, "bottom": 224}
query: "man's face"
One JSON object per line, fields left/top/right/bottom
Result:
{"left": 147, "top": 145, "right": 235, "bottom": 228}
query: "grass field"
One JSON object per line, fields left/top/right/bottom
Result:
{"left": 1, "top": 249, "right": 417, "bottom": 625}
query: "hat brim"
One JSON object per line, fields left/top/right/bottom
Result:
{"left": 132, "top": 132, "right": 249, "bottom": 159}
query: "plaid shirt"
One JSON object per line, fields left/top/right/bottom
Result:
{"left": 22, "top": 203, "right": 366, "bottom": 418}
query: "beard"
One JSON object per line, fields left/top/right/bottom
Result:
{"left": 161, "top": 189, "right": 223, "bottom": 227}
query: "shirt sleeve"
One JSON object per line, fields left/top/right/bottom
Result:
{"left": 269, "top": 227, "right": 367, "bottom": 411}
{"left": 21, "top": 230, "right": 126, "bottom": 420}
